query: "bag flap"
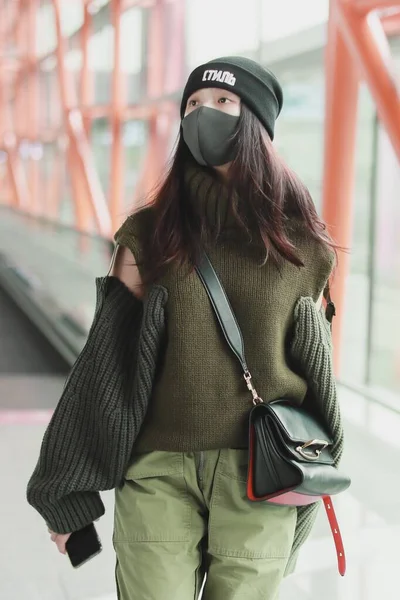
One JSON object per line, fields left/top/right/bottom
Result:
{"left": 263, "top": 401, "right": 333, "bottom": 445}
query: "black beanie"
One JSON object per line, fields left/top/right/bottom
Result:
{"left": 180, "top": 56, "right": 283, "bottom": 140}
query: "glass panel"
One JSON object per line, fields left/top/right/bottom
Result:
{"left": 274, "top": 65, "right": 325, "bottom": 209}
{"left": 65, "top": 48, "right": 83, "bottom": 100}
{"left": 87, "top": 0, "right": 110, "bottom": 14}
{"left": 89, "top": 19, "right": 114, "bottom": 104}
{"left": 369, "top": 127, "right": 400, "bottom": 395}
{"left": 262, "top": 62, "right": 382, "bottom": 394}
{"left": 262, "top": 0, "right": 329, "bottom": 42}
{"left": 123, "top": 119, "right": 148, "bottom": 211}
{"left": 185, "top": 0, "right": 329, "bottom": 71}
{"left": 121, "top": 7, "right": 145, "bottom": 103}
{"left": 0, "top": 153, "right": 8, "bottom": 204}
{"left": 340, "top": 86, "right": 376, "bottom": 385}
{"left": 36, "top": 2, "right": 57, "bottom": 58}
{"left": 185, "top": 0, "right": 261, "bottom": 70}
{"left": 341, "top": 44, "right": 400, "bottom": 395}
{"left": 41, "top": 142, "right": 55, "bottom": 214}
{"left": 91, "top": 117, "right": 112, "bottom": 198}
{"left": 59, "top": 169, "right": 75, "bottom": 227}
{"left": 59, "top": 0, "right": 84, "bottom": 37}
{"left": 39, "top": 65, "right": 61, "bottom": 130}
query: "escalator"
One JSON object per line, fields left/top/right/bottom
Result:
{"left": 0, "top": 285, "right": 69, "bottom": 413}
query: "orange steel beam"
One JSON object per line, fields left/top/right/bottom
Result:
{"left": 52, "top": 0, "right": 111, "bottom": 237}
{"left": 164, "top": 0, "right": 185, "bottom": 95}
{"left": 133, "top": 110, "right": 162, "bottom": 207}
{"left": 74, "top": 2, "right": 94, "bottom": 227}
{"left": 67, "top": 144, "right": 94, "bottom": 231}
{"left": 27, "top": 0, "right": 40, "bottom": 215}
{"left": 0, "top": 100, "right": 4, "bottom": 145}
{"left": 323, "top": 0, "right": 400, "bottom": 374}
{"left": 48, "top": 145, "right": 65, "bottom": 220}
{"left": 110, "top": 0, "right": 125, "bottom": 232}
{"left": 14, "top": 10, "right": 26, "bottom": 140}
{"left": 1, "top": 0, "right": 32, "bottom": 212}
{"left": 0, "top": 78, "right": 9, "bottom": 206}
{"left": 147, "top": 0, "right": 164, "bottom": 99}
{"left": 133, "top": 0, "right": 184, "bottom": 207}
{"left": 81, "top": 4, "right": 93, "bottom": 137}
{"left": 34, "top": 0, "right": 154, "bottom": 72}
{"left": 0, "top": 58, "right": 22, "bottom": 71}
{"left": 322, "top": 2, "right": 360, "bottom": 372}
{"left": 123, "top": 105, "right": 156, "bottom": 120}
{"left": 83, "top": 105, "right": 111, "bottom": 119}
{"left": 352, "top": 0, "right": 400, "bottom": 12}
{"left": 337, "top": 1, "right": 400, "bottom": 160}
{"left": 122, "top": 0, "right": 155, "bottom": 8}
{"left": 383, "top": 11, "right": 400, "bottom": 34}
{"left": 137, "top": 0, "right": 168, "bottom": 201}
{"left": 3, "top": 132, "right": 31, "bottom": 211}
{"left": 9, "top": 0, "right": 29, "bottom": 104}
{"left": 131, "top": 0, "right": 166, "bottom": 207}
{"left": 48, "top": 71, "right": 61, "bottom": 132}
{"left": 0, "top": 0, "right": 20, "bottom": 41}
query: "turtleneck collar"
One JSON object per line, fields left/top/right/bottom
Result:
{"left": 183, "top": 165, "right": 239, "bottom": 231}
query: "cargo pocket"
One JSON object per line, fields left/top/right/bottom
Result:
{"left": 208, "top": 449, "right": 297, "bottom": 559}
{"left": 113, "top": 451, "right": 191, "bottom": 543}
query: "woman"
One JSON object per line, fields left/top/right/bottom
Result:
{"left": 28, "top": 56, "right": 341, "bottom": 599}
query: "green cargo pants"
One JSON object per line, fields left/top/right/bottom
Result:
{"left": 113, "top": 449, "right": 296, "bottom": 600}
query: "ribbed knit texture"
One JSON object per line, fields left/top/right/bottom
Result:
{"left": 284, "top": 297, "right": 344, "bottom": 575}
{"left": 115, "top": 168, "right": 336, "bottom": 452}
{"left": 26, "top": 276, "right": 168, "bottom": 534}
{"left": 26, "top": 274, "right": 344, "bottom": 572}
{"left": 27, "top": 168, "right": 344, "bottom": 571}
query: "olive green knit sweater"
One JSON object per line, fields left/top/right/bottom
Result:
{"left": 114, "top": 167, "right": 335, "bottom": 452}
{"left": 26, "top": 279, "right": 344, "bottom": 576}
{"left": 27, "top": 168, "right": 344, "bottom": 575}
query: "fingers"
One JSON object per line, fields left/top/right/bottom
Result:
{"left": 48, "top": 530, "right": 71, "bottom": 555}
{"left": 55, "top": 536, "right": 67, "bottom": 555}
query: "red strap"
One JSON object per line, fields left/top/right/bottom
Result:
{"left": 323, "top": 496, "right": 346, "bottom": 576}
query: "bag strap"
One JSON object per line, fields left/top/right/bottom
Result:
{"left": 196, "top": 251, "right": 335, "bottom": 403}
{"left": 195, "top": 252, "right": 262, "bottom": 404}
{"left": 196, "top": 253, "right": 345, "bottom": 576}
{"left": 195, "top": 252, "right": 248, "bottom": 373}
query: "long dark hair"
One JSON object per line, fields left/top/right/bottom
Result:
{"left": 138, "top": 103, "right": 337, "bottom": 284}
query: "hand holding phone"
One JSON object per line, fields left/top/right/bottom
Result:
{"left": 65, "top": 523, "right": 102, "bottom": 568}
{"left": 49, "top": 530, "right": 71, "bottom": 554}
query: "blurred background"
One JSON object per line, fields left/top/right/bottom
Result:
{"left": 0, "top": 0, "right": 399, "bottom": 599}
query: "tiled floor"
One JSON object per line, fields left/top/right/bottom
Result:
{"left": 2, "top": 383, "right": 400, "bottom": 600}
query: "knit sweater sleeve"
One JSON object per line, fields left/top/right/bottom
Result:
{"left": 291, "top": 298, "right": 342, "bottom": 459}
{"left": 26, "top": 276, "right": 167, "bottom": 534}
{"left": 285, "top": 296, "right": 344, "bottom": 575}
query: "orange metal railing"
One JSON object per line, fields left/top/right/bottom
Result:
{"left": 0, "top": 0, "right": 184, "bottom": 235}
{"left": 322, "top": 0, "right": 400, "bottom": 368}
{"left": 0, "top": 0, "right": 399, "bottom": 371}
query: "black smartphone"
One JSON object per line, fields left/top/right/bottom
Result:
{"left": 65, "top": 523, "right": 102, "bottom": 568}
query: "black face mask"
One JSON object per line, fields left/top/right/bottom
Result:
{"left": 181, "top": 106, "right": 239, "bottom": 167}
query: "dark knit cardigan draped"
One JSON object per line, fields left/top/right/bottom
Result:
{"left": 26, "top": 275, "right": 344, "bottom": 576}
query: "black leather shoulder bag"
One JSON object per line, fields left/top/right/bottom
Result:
{"left": 196, "top": 252, "right": 351, "bottom": 576}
